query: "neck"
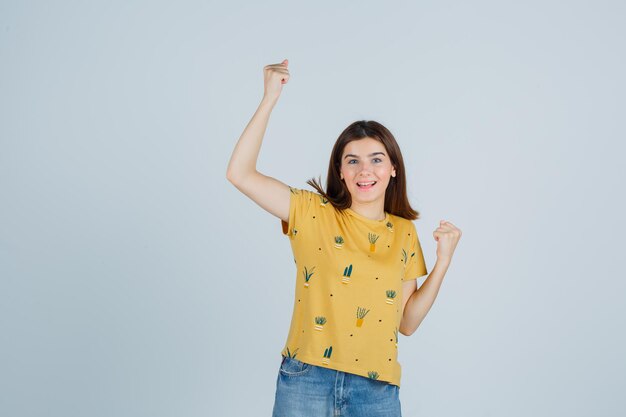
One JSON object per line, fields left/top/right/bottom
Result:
{"left": 349, "top": 199, "right": 386, "bottom": 221}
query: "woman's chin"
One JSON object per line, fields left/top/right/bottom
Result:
{"left": 352, "top": 193, "right": 382, "bottom": 203}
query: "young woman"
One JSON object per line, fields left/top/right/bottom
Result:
{"left": 226, "top": 59, "right": 462, "bottom": 417}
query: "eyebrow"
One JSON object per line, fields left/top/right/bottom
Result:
{"left": 343, "top": 152, "right": 386, "bottom": 159}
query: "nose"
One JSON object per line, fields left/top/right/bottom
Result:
{"left": 358, "top": 162, "right": 374, "bottom": 174}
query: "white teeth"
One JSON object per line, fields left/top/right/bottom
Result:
{"left": 357, "top": 181, "right": 376, "bottom": 186}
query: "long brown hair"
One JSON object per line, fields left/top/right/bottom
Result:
{"left": 306, "top": 120, "right": 421, "bottom": 220}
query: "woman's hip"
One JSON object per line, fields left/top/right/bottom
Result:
{"left": 272, "top": 356, "right": 402, "bottom": 417}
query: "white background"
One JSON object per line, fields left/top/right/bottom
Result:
{"left": 1, "top": 1, "right": 624, "bottom": 416}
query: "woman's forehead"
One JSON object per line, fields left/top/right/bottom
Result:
{"left": 342, "top": 138, "right": 385, "bottom": 155}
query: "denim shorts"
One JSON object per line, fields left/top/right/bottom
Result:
{"left": 272, "top": 355, "right": 402, "bottom": 417}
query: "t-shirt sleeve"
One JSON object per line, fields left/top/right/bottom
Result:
{"left": 403, "top": 222, "right": 428, "bottom": 281}
{"left": 280, "top": 186, "right": 314, "bottom": 237}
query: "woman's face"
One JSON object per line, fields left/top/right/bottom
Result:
{"left": 339, "top": 137, "right": 396, "bottom": 206}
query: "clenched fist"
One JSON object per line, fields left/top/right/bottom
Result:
{"left": 263, "top": 59, "right": 290, "bottom": 101}
{"left": 433, "top": 220, "right": 462, "bottom": 261}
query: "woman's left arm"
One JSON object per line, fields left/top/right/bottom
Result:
{"left": 399, "top": 220, "right": 462, "bottom": 336}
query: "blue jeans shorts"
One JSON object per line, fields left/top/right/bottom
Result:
{"left": 272, "top": 355, "right": 402, "bottom": 417}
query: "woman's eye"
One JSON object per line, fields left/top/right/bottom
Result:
{"left": 373, "top": 158, "right": 382, "bottom": 163}
{"left": 349, "top": 159, "right": 357, "bottom": 164}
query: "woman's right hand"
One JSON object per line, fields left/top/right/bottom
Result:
{"left": 263, "top": 59, "right": 290, "bottom": 101}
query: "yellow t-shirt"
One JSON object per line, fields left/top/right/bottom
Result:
{"left": 279, "top": 186, "right": 428, "bottom": 387}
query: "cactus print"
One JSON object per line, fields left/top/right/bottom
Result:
{"left": 279, "top": 188, "right": 428, "bottom": 388}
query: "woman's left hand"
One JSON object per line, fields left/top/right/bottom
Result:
{"left": 433, "top": 220, "right": 462, "bottom": 261}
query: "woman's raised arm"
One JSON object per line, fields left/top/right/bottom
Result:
{"left": 226, "top": 59, "right": 292, "bottom": 223}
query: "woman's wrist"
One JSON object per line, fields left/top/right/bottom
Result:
{"left": 261, "top": 94, "right": 279, "bottom": 107}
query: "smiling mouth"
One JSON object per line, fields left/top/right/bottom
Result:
{"left": 356, "top": 181, "right": 377, "bottom": 189}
